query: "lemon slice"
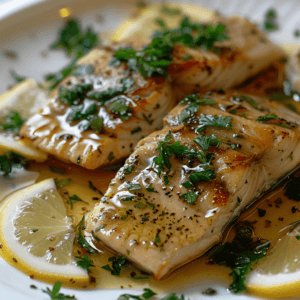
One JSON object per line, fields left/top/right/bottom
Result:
{"left": 246, "top": 225, "right": 300, "bottom": 298}
{"left": 113, "top": 3, "right": 214, "bottom": 42}
{"left": 0, "top": 178, "right": 89, "bottom": 285}
{"left": 0, "top": 79, "right": 48, "bottom": 162}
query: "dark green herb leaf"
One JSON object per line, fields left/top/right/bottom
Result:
{"left": 90, "top": 116, "right": 103, "bottom": 132}
{"left": 42, "top": 282, "right": 75, "bottom": 299}
{"left": 59, "top": 83, "right": 92, "bottom": 105}
{"left": 197, "top": 114, "right": 232, "bottom": 132}
{"left": 263, "top": 9, "right": 278, "bottom": 32}
{"left": 127, "top": 183, "right": 142, "bottom": 191}
{"left": 278, "top": 124, "right": 292, "bottom": 129}
{"left": 133, "top": 202, "right": 147, "bottom": 209}
{"left": 51, "top": 19, "right": 100, "bottom": 59}
{"left": 193, "top": 134, "right": 221, "bottom": 152}
{"left": 49, "top": 166, "right": 65, "bottom": 174}
{"left": 131, "top": 127, "right": 142, "bottom": 134}
{"left": 256, "top": 114, "right": 277, "bottom": 122}
{"left": 109, "top": 152, "right": 115, "bottom": 161}
{"left": 94, "top": 224, "right": 105, "bottom": 232}
{"left": 118, "top": 288, "right": 157, "bottom": 300}
{"left": 182, "top": 190, "right": 198, "bottom": 204}
{"left": 55, "top": 178, "right": 71, "bottom": 189}
{"left": 0, "top": 151, "right": 28, "bottom": 175}
{"left": 239, "top": 95, "right": 259, "bottom": 110}
{"left": 189, "top": 168, "right": 216, "bottom": 184}
{"left": 110, "top": 102, "right": 131, "bottom": 120}
{"left": 296, "top": 235, "right": 300, "bottom": 240}
{"left": 10, "top": 70, "right": 26, "bottom": 83}
{"left": 101, "top": 255, "right": 128, "bottom": 276}
{"left": 155, "top": 234, "right": 161, "bottom": 244}
{"left": 0, "top": 111, "right": 25, "bottom": 133}
{"left": 66, "top": 194, "right": 88, "bottom": 209}
{"left": 161, "top": 5, "right": 182, "bottom": 15}
{"left": 75, "top": 216, "right": 95, "bottom": 254}
{"left": 75, "top": 254, "right": 95, "bottom": 274}
{"left": 146, "top": 183, "right": 154, "bottom": 192}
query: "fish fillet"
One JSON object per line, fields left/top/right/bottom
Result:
{"left": 86, "top": 91, "right": 300, "bottom": 279}
{"left": 20, "top": 39, "right": 174, "bottom": 169}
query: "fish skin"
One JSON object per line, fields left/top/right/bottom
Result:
{"left": 19, "top": 38, "right": 175, "bottom": 169}
{"left": 86, "top": 91, "right": 300, "bottom": 279}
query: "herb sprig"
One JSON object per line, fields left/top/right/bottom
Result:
{"left": 42, "top": 282, "right": 75, "bottom": 299}
{"left": 0, "top": 111, "right": 25, "bottom": 133}
{"left": 101, "top": 255, "right": 129, "bottom": 276}
{"left": 0, "top": 151, "right": 28, "bottom": 175}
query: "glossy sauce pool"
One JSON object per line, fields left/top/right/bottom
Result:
{"left": 14, "top": 156, "right": 300, "bottom": 294}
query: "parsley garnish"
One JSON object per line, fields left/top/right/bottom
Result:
{"left": 0, "top": 111, "right": 25, "bottom": 133}
{"left": 110, "top": 101, "right": 131, "bottom": 120}
{"left": 131, "top": 127, "right": 142, "bottom": 134}
{"left": 42, "top": 282, "right": 75, "bottom": 299}
{"left": 59, "top": 83, "right": 92, "bottom": 105}
{"left": 161, "top": 5, "right": 182, "bottom": 15}
{"left": 51, "top": 19, "right": 100, "bottom": 59}
{"left": 182, "top": 190, "right": 198, "bottom": 204}
{"left": 256, "top": 114, "right": 277, "bottom": 122}
{"left": 127, "top": 183, "right": 142, "bottom": 191}
{"left": 10, "top": 70, "right": 26, "bottom": 84}
{"left": 210, "top": 224, "right": 270, "bottom": 293}
{"left": 66, "top": 194, "right": 88, "bottom": 209}
{"left": 55, "top": 178, "right": 71, "bottom": 189}
{"left": 278, "top": 124, "right": 292, "bottom": 129}
{"left": 133, "top": 202, "right": 147, "bottom": 209}
{"left": 75, "top": 216, "right": 95, "bottom": 254}
{"left": 101, "top": 255, "right": 128, "bottom": 276}
{"left": 194, "top": 134, "right": 221, "bottom": 152}
{"left": 75, "top": 254, "right": 95, "bottom": 274}
{"left": 49, "top": 166, "right": 65, "bottom": 174}
{"left": 263, "top": 9, "right": 278, "bottom": 32}
{"left": 0, "top": 151, "right": 28, "bottom": 175}
{"left": 123, "top": 165, "right": 135, "bottom": 175}
{"left": 90, "top": 116, "right": 103, "bottom": 132}
{"left": 196, "top": 114, "right": 232, "bottom": 132}
{"left": 118, "top": 288, "right": 157, "bottom": 300}
{"left": 111, "top": 17, "right": 228, "bottom": 79}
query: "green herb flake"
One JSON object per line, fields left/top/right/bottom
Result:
{"left": 263, "top": 9, "right": 279, "bottom": 32}
{"left": 146, "top": 183, "right": 154, "bottom": 192}
{"left": 110, "top": 102, "right": 131, "bottom": 120}
{"left": 131, "top": 127, "right": 142, "bottom": 134}
{"left": 133, "top": 202, "right": 147, "bottom": 209}
{"left": 127, "top": 183, "right": 142, "bottom": 191}
{"left": 278, "top": 124, "right": 292, "bottom": 129}
{"left": 295, "top": 30, "right": 300, "bottom": 37}
{"left": 0, "top": 151, "right": 28, "bottom": 175}
{"left": 66, "top": 194, "right": 88, "bottom": 209}
{"left": 256, "top": 114, "right": 278, "bottom": 122}
{"left": 123, "top": 165, "right": 135, "bottom": 175}
{"left": 95, "top": 224, "right": 105, "bottom": 232}
{"left": 118, "top": 288, "right": 157, "bottom": 300}
{"left": 101, "top": 255, "right": 128, "bottom": 276}
{"left": 182, "top": 54, "right": 191, "bottom": 60}
{"left": 290, "top": 154, "right": 294, "bottom": 161}
{"left": 49, "top": 166, "right": 65, "bottom": 174}
{"left": 182, "top": 190, "right": 198, "bottom": 204}
{"left": 197, "top": 114, "right": 232, "bottom": 133}
{"left": 55, "top": 178, "right": 71, "bottom": 189}
{"left": 142, "top": 113, "right": 153, "bottom": 125}
{"left": 75, "top": 254, "right": 95, "bottom": 274}
{"left": 108, "top": 152, "right": 115, "bottom": 161}
{"left": 90, "top": 116, "right": 103, "bottom": 132}
{"left": 146, "top": 201, "right": 155, "bottom": 207}
{"left": 295, "top": 235, "right": 300, "bottom": 240}
{"left": 194, "top": 134, "right": 222, "bottom": 152}
{"left": 161, "top": 5, "right": 182, "bottom": 15}
{"left": 31, "top": 229, "right": 38, "bottom": 233}
{"left": 155, "top": 234, "right": 161, "bottom": 244}
{"left": 10, "top": 70, "right": 26, "bottom": 84}
{"left": 75, "top": 216, "right": 95, "bottom": 254}
{"left": 51, "top": 19, "right": 100, "bottom": 59}
{"left": 42, "top": 282, "right": 75, "bottom": 299}
{"left": 0, "top": 111, "right": 25, "bottom": 133}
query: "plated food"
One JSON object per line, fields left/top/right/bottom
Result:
{"left": 1, "top": 2, "right": 300, "bottom": 300}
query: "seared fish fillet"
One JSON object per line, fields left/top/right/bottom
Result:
{"left": 20, "top": 39, "right": 174, "bottom": 169}
{"left": 86, "top": 91, "right": 300, "bottom": 279}
{"left": 168, "top": 16, "right": 285, "bottom": 98}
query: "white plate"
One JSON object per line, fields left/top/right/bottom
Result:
{"left": 1, "top": 0, "right": 300, "bottom": 299}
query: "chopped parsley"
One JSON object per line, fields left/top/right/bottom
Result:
{"left": 51, "top": 19, "right": 100, "bottom": 59}
{"left": 182, "top": 190, "right": 198, "bottom": 204}
{"left": 95, "top": 224, "right": 105, "bottom": 232}
{"left": 0, "top": 151, "right": 28, "bottom": 175}
{"left": 111, "top": 17, "right": 228, "bottom": 79}
{"left": 118, "top": 288, "right": 157, "bottom": 300}
{"left": 194, "top": 134, "right": 221, "bottom": 152}
{"left": 75, "top": 216, "right": 95, "bottom": 254}
{"left": 75, "top": 254, "right": 95, "bottom": 274}
{"left": 127, "top": 183, "right": 142, "bottom": 190}
{"left": 90, "top": 116, "right": 103, "bottom": 132}
{"left": 66, "top": 194, "right": 88, "bottom": 209}
{"left": 123, "top": 165, "right": 135, "bottom": 175}
{"left": 101, "top": 255, "right": 128, "bottom": 276}
{"left": 161, "top": 5, "right": 182, "bottom": 15}
{"left": 146, "top": 183, "right": 154, "bottom": 192}
{"left": 110, "top": 101, "right": 131, "bottom": 120}
{"left": 278, "top": 124, "right": 292, "bottom": 129}
{"left": 295, "top": 30, "right": 300, "bottom": 37}
{"left": 263, "top": 9, "right": 279, "bottom": 32}
{"left": 296, "top": 235, "right": 300, "bottom": 240}
{"left": 256, "top": 114, "right": 277, "bottom": 122}
{"left": 108, "top": 152, "right": 115, "bottom": 161}
{"left": 196, "top": 114, "right": 232, "bottom": 133}
{"left": 131, "top": 127, "right": 142, "bottom": 134}
{"left": 133, "top": 202, "right": 147, "bottom": 209}
{"left": 0, "top": 111, "right": 25, "bottom": 133}
{"left": 10, "top": 70, "right": 26, "bottom": 84}
{"left": 59, "top": 83, "right": 93, "bottom": 105}
{"left": 49, "top": 166, "right": 65, "bottom": 174}
{"left": 210, "top": 223, "right": 270, "bottom": 293}
{"left": 42, "top": 282, "right": 75, "bottom": 299}
{"left": 55, "top": 178, "right": 71, "bottom": 189}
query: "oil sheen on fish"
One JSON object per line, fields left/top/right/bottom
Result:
{"left": 20, "top": 38, "right": 175, "bottom": 169}
{"left": 86, "top": 91, "right": 300, "bottom": 279}
{"left": 167, "top": 15, "right": 286, "bottom": 98}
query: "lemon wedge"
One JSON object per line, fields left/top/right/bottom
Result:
{"left": 246, "top": 225, "right": 300, "bottom": 298}
{"left": 113, "top": 3, "right": 214, "bottom": 42}
{"left": 0, "top": 79, "right": 48, "bottom": 162}
{"left": 0, "top": 178, "right": 89, "bottom": 286}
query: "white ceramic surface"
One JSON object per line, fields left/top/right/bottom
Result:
{"left": 1, "top": 0, "right": 300, "bottom": 299}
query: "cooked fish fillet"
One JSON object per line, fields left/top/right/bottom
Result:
{"left": 168, "top": 16, "right": 285, "bottom": 98}
{"left": 86, "top": 91, "right": 300, "bottom": 279}
{"left": 286, "top": 49, "right": 300, "bottom": 94}
{"left": 20, "top": 38, "right": 175, "bottom": 169}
